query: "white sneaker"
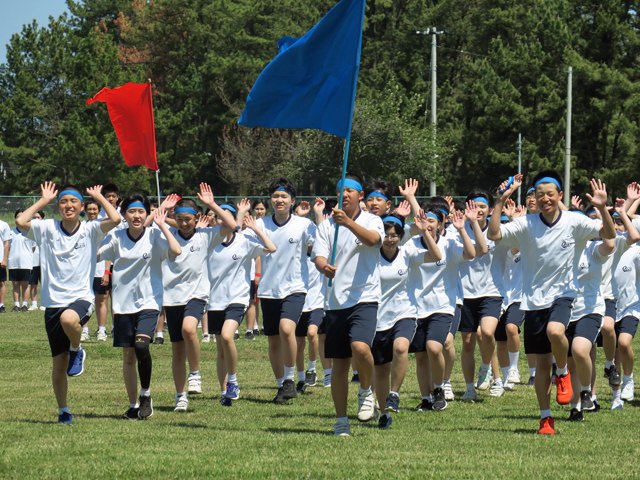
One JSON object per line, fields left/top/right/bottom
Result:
{"left": 357, "top": 390, "right": 375, "bottom": 422}
{"left": 188, "top": 374, "right": 202, "bottom": 394}
{"left": 39, "top": 306, "right": 46, "bottom": 311}
{"left": 322, "top": 374, "right": 331, "bottom": 388}
{"left": 621, "top": 380, "right": 635, "bottom": 401}
{"left": 201, "top": 334, "right": 210, "bottom": 343}
{"left": 443, "top": 381, "right": 455, "bottom": 401}
{"left": 507, "top": 368, "right": 521, "bottom": 384}
{"left": 611, "top": 398, "right": 624, "bottom": 410}
{"left": 174, "top": 395, "right": 189, "bottom": 412}
{"left": 462, "top": 389, "right": 477, "bottom": 403}
{"left": 476, "top": 368, "right": 491, "bottom": 391}
{"left": 80, "top": 332, "right": 90, "bottom": 342}
{"left": 96, "top": 331, "right": 107, "bottom": 342}
{"left": 503, "top": 382, "right": 516, "bottom": 391}
{"left": 490, "top": 382, "right": 505, "bottom": 397}
{"left": 28, "top": 304, "right": 38, "bottom": 311}
{"left": 333, "top": 419, "right": 350, "bottom": 436}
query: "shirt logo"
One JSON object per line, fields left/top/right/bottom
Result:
{"left": 579, "top": 262, "right": 589, "bottom": 269}
{"left": 232, "top": 254, "right": 241, "bottom": 260}
{"left": 436, "top": 259, "right": 447, "bottom": 266}
{"left": 142, "top": 253, "right": 151, "bottom": 259}
{"left": 623, "top": 266, "right": 632, "bottom": 272}
{"left": 398, "top": 268, "right": 408, "bottom": 276}
{"left": 514, "top": 256, "right": 522, "bottom": 264}
{"left": 190, "top": 245, "right": 201, "bottom": 252}
{"left": 73, "top": 242, "right": 86, "bottom": 250}
{"left": 289, "top": 238, "right": 300, "bottom": 244}
{"left": 355, "top": 239, "right": 362, "bottom": 245}
{"left": 561, "top": 240, "right": 574, "bottom": 249}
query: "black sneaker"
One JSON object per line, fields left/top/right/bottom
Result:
{"left": 21, "top": 305, "right": 28, "bottom": 312}
{"left": 260, "top": 328, "right": 265, "bottom": 336}
{"left": 527, "top": 375, "right": 535, "bottom": 386}
{"left": 139, "top": 395, "right": 153, "bottom": 419}
{"left": 567, "top": 408, "right": 584, "bottom": 422}
{"left": 296, "top": 381, "right": 307, "bottom": 394}
{"left": 385, "top": 393, "right": 400, "bottom": 413}
{"left": 273, "top": 386, "right": 287, "bottom": 404}
{"left": 433, "top": 387, "right": 448, "bottom": 411}
{"left": 580, "top": 390, "right": 595, "bottom": 411}
{"left": 253, "top": 329, "right": 260, "bottom": 337}
{"left": 592, "top": 399, "right": 601, "bottom": 412}
{"left": 244, "top": 331, "right": 255, "bottom": 340}
{"left": 416, "top": 398, "right": 433, "bottom": 412}
{"left": 234, "top": 333, "right": 240, "bottom": 340}
{"left": 606, "top": 365, "right": 622, "bottom": 386}
{"left": 305, "top": 370, "right": 317, "bottom": 387}
{"left": 378, "top": 414, "right": 392, "bottom": 429}
{"left": 350, "top": 373, "right": 360, "bottom": 384}
{"left": 0, "top": 306, "right": 5, "bottom": 313}
{"left": 153, "top": 337, "right": 164, "bottom": 345}
{"left": 282, "top": 379, "right": 298, "bottom": 400}
{"left": 12, "top": 306, "right": 20, "bottom": 312}
{"left": 121, "top": 407, "right": 139, "bottom": 420}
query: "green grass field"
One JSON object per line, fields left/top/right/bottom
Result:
{"left": 2, "top": 284, "right": 640, "bottom": 479}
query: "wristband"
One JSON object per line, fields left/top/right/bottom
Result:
{"left": 255, "top": 273, "right": 261, "bottom": 277}
{"left": 105, "top": 270, "right": 112, "bottom": 276}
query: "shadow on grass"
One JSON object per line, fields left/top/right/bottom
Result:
{"left": 264, "top": 427, "right": 333, "bottom": 436}
{"left": 270, "top": 413, "right": 336, "bottom": 419}
{"left": 74, "top": 413, "right": 122, "bottom": 419}
{"left": 19, "top": 419, "right": 59, "bottom": 425}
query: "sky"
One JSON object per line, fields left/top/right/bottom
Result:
{"left": 1, "top": 0, "right": 69, "bottom": 64}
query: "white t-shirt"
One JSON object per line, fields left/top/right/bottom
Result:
{"left": 459, "top": 222, "right": 507, "bottom": 299}
{"left": 303, "top": 254, "right": 324, "bottom": 312}
{"left": 311, "top": 210, "right": 385, "bottom": 310}
{"left": 570, "top": 240, "right": 614, "bottom": 322}
{"left": 26, "top": 219, "right": 106, "bottom": 307}
{"left": 0, "top": 220, "right": 10, "bottom": 262}
{"left": 614, "top": 245, "right": 640, "bottom": 321}
{"left": 208, "top": 232, "right": 264, "bottom": 310}
{"left": 601, "top": 233, "right": 630, "bottom": 299}
{"left": 32, "top": 246, "right": 40, "bottom": 267}
{"left": 503, "top": 249, "right": 523, "bottom": 308}
{"left": 251, "top": 215, "right": 316, "bottom": 299}
{"left": 408, "top": 234, "right": 465, "bottom": 317}
{"left": 498, "top": 211, "right": 601, "bottom": 310}
{"left": 8, "top": 227, "right": 35, "bottom": 270}
{"left": 161, "top": 226, "right": 222, "bottom": 306}
{"left": 99, "top": 227, "right": 169, "bottom": 314}
{"left": 377, "top": 244, "right": 422, "bottom": 330}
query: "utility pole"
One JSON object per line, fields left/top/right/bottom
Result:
{"left": 517, "top": 134, "right": 522, "bottom": 206}
{"left": 564, "top": 66, "right": 572, "bottom": 207}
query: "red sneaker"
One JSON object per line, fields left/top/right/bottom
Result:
{"left": 554, "top": 371, "right": 573, "bottom": 405}
{"left": 538, "top": 416, "right": 555, "bottom": 435}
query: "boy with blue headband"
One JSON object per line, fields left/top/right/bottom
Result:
{"left": 312, "top": 173, "right": 385, "bottom": 436}
{"left": 16, "top": 182, "right": 121, "bottom": 425}
{"left": 488, "top": 170, "right": 615, "bottom": 435}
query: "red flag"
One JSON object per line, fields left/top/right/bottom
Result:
{"left": 86, "top": 82, "right": 158, "bottom": 171}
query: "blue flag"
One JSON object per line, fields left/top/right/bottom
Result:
{"left": 238, "top": 0, "right": 366, "bottom": 139}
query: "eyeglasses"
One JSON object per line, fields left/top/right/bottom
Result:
{"left": 384, "top": 234, "right": 400, "bottom": 240}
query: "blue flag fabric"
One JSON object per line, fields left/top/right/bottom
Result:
{"left": 238, "top": 0, "right": 366, "bottom": 139}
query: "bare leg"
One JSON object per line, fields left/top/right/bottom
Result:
{"left": 390, "top": 338, "right": 410, "bottom": 392}
{"left": 95, "top": 292, "right": 108, "bottom": 329}
{"left": 182, "top": 316, "right": 200, "bottom": 372}
{"left": 547, "top": 322, "right": 569, "bottom": 370}
{"left": 280, "top": 318, "right": 297, "bottom": 369}
{"left": 246, "top": 299, "right": 256, "bottom": 331}
{"left": 296, "top": 337, "right": 306, "bottom": 374}
{"left": 427, "top": 340, "right": 445, "bottom": 386}
{"left": 534, "top": 353, "right": 553, "bottom": 411}
{"left": 331, "top": 358, "right": 351, "bottom": 417}
{"left": 461, "top": 332, "right": 477, "bottom": 384}
{"left": 374, "top": 363, "right": 391, "bottom": 408}
{"left": 571, "top": 337, "right": 593, "bottom": 388}
{"left": 308, "top": 325, "right": 319, "bottom": 363}
{"left": 171, "top": 341, "right": 186, "bottom": 393}
{"left": 268, "top": 336, "right": 284, "bottom": 380}
{"left": 60, "top": 309, "right": 81, "bottom": 349}
{"left": 443, "top": 333, "right": 456, "bottom": 380}
{"left": 220, "top": 320, "right": 239, "bottom": 374}
{"left": 215, "top": 337, "right": 227, "bottom": 391}
{"left": 52, "top": 354, "right": 69, "bottom": 408}
{"left": 319, "top": 334, "right": 332, "bottom": 370}
{"left": 618, "top": 333, "right": 634, "bottom": 375}
{"left": 352, "top": 341, "right": 374, "bottom": 390}
{"left": 415, "top": 352, "right": 432, "bottom": 397}
{"left": 479, "top": 317, "right": 499, "bottom": 365}
{"left": 601, "top": 315, "right": 616, "bottom": 362}
{"left": 122, "top": 347, "right": 138, "bottom": 405}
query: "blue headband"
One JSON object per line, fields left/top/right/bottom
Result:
{"left": 366, "top": 191, "right": 389, "bottom": 201}
{"left": 275, "top": 186, "right": 294, "bottom": 197}
{"left": 534, "top": 177, "right": 562, "bottom": 191}
{"left": 612, "top": 212, "right": 620, "bottom": 218}
{"left": 472, "top": 197, "right": 489, "bottom": 206}
{"left": 58, "top": 190, "right": 84, "bottom": 203}
{"left": 221, "top": 205, "right": 237, "bottom": 213}
{"left": 127, "top": 201, "right": 146, "bottom": 211}
{"left": 438, "top": 208, "right": 449, "bottom": 217}
{"left": 427, "top": 212, "right": 440, "bottom": 221}
{"left": 382, "top": 216, "right": 403, "bottom": 227}
{"left": 500, "top": 215, "right": 510, "bottom": 222}
{"left": 586, "top": 208, "right": 595, "bottom": 215}
{"left": 175, "top": 207, "right": 198, "bottom": 215}
{"left": 527, "top": 187, "right": 535, "bottom": 195}
{"left": 336, "top": 178, "right": 363, "bottom": 192}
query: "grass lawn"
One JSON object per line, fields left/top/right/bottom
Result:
{"left": 2, "top": 283, "right": 640, "bottom": 479}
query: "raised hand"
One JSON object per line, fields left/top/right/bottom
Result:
{"left": 394, "top": 200, "right": 411, "bottom": 218}
{"left": 615, "top": 197, "right": 626, "bottom": 215}
{"left": 451, "top": 210, "right": 465, "bottom": 230}
{"left": 41, "top": 182, "right": 58, "bottom": 203}
{"left": 244, "top": 215, "right": 258, "bottom": 231}
{"left": 571, "top": 195, "right": 583, "bottom": 211}
{"left": 154, "top": 207, "right": 168, "bottom": 226}
{"left": 497, "top": 174, "right": 523, "bottom": 201}
{"left": 586, "top": 178, "right": 608, "bottom": 208}
{"left": 514, "top": 205, "right": 527, "bottom": 218}
{"left": 197, "top": 183, "right": 215, "bottom": 206}
{"left": 161, "top": 193, "right": 179, "bottom": 211}
{"left": 465, "top": 200, "right": 478, "bottom": 222}
{"left": 503, "top": 198, "right": 516, "bottom": 219}
{"left": 196, "top": 215, "right": 210, "bottom": 229}
{"left": 86, "top": 185, "right": 103, "bottom": 199}
{"left": 399, "top": 178, "right": 419, "bottom": 198}
{"left": 445, "top": 196, "right": 454, "bottom": 209}
{"left": 627, "top": 182, "right": 640, "bottom": 201}
{"left": 297, "top": 201, "right": 311, "bottom": 217}
{"left": 413, "top": 209, "right": 428, "bottom": 231}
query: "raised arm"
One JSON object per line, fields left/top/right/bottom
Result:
{"left": 451, "top": 211, "right": 476, "bottom": 260}
{"left": 16, "top": 182, "right": 57, "bottom": 233}
{"left": 313, "top": 198, "right": 326, "bottom": 226}
{"left": 87, "top": 186, "right": 121, "bottom": 233}
{"left": 244, "top": 216, "right": 277, "bottom": 253}
{"left": 488, "top": 174, "right": 522, "bottom": 242}
{"left": 615, "top": 198, "right": 640, "bottom": 245}
{"left": 154, "top": 207, "right": 182, "bottom": 259}
{"left": 197, "top": 183, "right": 237, "bottom": 236}
{"left": 413, "top": 209, "right": 441, "bottom": 263}
{"left": 586, "top": 178, "right": 615, "bottom": 240}
{"left": 465, "top": 200, "right": 488, "bottom": 256}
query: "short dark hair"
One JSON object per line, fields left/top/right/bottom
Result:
{"left": 465, "top": 188, "right": 494, "bottom": 209}
{"left": 532, "top": 170, "right": 563, "bottom": 193}
{"left": 14, "top": 208, "right": 24, "bottom": 219}
{"left": 101, "top": 183, "right": 119, "bottom": 196}
{"left": 84, "top": 199, "right": 99, "bottom": 209}
{"left": 452, "top": 200, "right": 465, "bottom": 213}
{"left": 120, "top": 193, "right": 151, "bottom": 214}
{"left": 150, "top": 199, "right": 159, "bottom": 209}
{"left": 37, "top": 209, "right": 45, "bottom": 219}
{"left": 364, "top": 178, "right": 393, "bottom": 201}
{"left": 252, "top": 198, "right": 269, "bottom": 211}
{"left": 424, "top": 196, "right": 450, "bottom": 216}
{"left": 382, "top": 213, "right": 405, "bottom": 238}
{"left": 268, "top": 177, "right": 297, "bottom": 198}
{"left": 324, "top": 198, "right": 337, "bottom": 213}
{"left": 174, "top": 198, "right": 199, "bottom": 214}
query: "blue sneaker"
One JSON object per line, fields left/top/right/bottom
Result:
{"left": 220, "top": 397, "right": 233, "bottom": 407}
{"left": 58, "top": 412, "right": 74, "bottom": 425}
{"left": 225, "top": 382, "right": 240, "bottom": 400}
{"left": 67, "top": 347, "right": 86, "bottom": 377}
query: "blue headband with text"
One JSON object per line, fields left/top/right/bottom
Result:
{"left": 366, "top": 191, "right": 389, "bottom": 201}
{"left": 275, "top": 186, "right": 294, "bottom": 197}
{"left": 472, "top": 197, "right": 489, "bottom": 205}
{"left": 58, "top": 190, "right": 84, "bottom": 203}
{"left": 175, "top": 207, "right": 198, "bottom": 215}
{"left": 382, "top": 216, "right": 403, "bottom": 227}
{"left": 336, "top": 178, "right": 363, "bottom": 192}
{"left": 127, "top": 201, "right": 146, "bottom": 211}
{"left": 534, "top": 177, "right": 562, "bottom": 191}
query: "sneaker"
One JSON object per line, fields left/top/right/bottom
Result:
{"left": 378, "top": 414, "right": 393, "bottom": 429}
{"left": 554, "top": 372, "right": 572, "bottom": 405}
{"left": 187, "top": 374, "right": 202, "bottom": 394}
{"left": 28, "top": 304, "right": 38, "bottom": 311}
{"left": 592, "top": 399, "right": 601, "bottom": 412}
{"left": 333, "top": 419, "right": 350, "bottom": 436}
{"left": 40, "top": 306, "right": 46, "bottom": 311}
{"left": 282, "top": 379, "right": 298, "bottom": 400}
{"left": 490, "top": 382, "right": 505, "bottom": 397}
{"left": 12, "top": 306, "right": 20, "bottom": 312}
{"left": 139, "top": 395, "right": 153, "bottom": 419}
{"left": 385, "top": 393, "right": 400, "bottom": 413}
{"left": 67, "top": 347, "right": 86, "bottom": 377}
{"left": 322, "top": 374, "right": 331, "bottom": 388}
{"left": 567, "top": 408, "right": 584, "bottom": 422}
{"left": 253, "top": 329, "right": 260, "bottom": 337}
{"left": 351, "top": 373, "right": 360, "bottom": 384}
{"left": 527, "top": 375, "right": 535, "bottom": 387}
{"left": 538, "top": 416, "right": 555, "bottom": 435}
{"left": 621, "top": 380, "right": 635, "bottom": 401}
{"left": 152, "top": 337, "right": 164, "bottom": 345}
{"left": 606, "top": 365, "right": 622, "bottom": 386}
{"left": 21, "top": 305, "right": 28, "bottom": 312}
{"left": 503, "top": 382, "right": 516, "bottom": 391}
{"left": 580, "top": 390, "right": 595, "bottom": 411}
{"left": 121, "top": 407, "right": 140, "bottom": 420}
{"left": 244, "top": 331, "right": 255, "bottom": 340}
{"left": 507, "top": 368, "right": 521, "bottom": 384}
{"left": 462, "top": 389, "right": 477, "bottom": 403}
{"left": 260, "top": 328, "right": 265, "bottom": 336}
{"left": 296, "top": 381, "right": 307, "bottom": 394}
{"left": 212, "top": 336, "right": 216, "bottom": 343}
{"left": 273, "top": 386, "right": 287, "bottom": 404}
{"left": 96, "top": 330, "right": 108, "bottom": 342}
{"left": 226, "top": 382, "right": 240, "bottom": 400}
{"left": 234, "top": 332, "right": 240, "bottom": 340}
{"left": 304, "top": 370, "right": 317, "bottom": 387}
{"left": 433, "top": 387, "right": 448, "bottom": 410}
{"left": 476, "top": 368, "right": 491, "bottom": 391}
{"left": 357, "top": 390, "right": 375, "bottom": 422}
{"left": 80, "top": 332, "right": 90, "bottom": 342}
{"left": 443, "top": 381, "right": 455, "bottom": 401}
{"left": 58, "top": 412, "right": 74, "bottom": 425}
{"left": 201, "top": 334, "right": 210, "bottom": 343}
{"left": 220, "top": 397, "right": 233, "bottom": 407}
{"left": 416, "top": 398, "right": 433, "bottom": 411}
{"left": 174, "top": 395, "right": 188, "bottom": 412}
{"left": 611, "top": 398, "right": 624, "bottom": 410}
{"left": 0, "top": 306, "right": 5, "bottom": 313}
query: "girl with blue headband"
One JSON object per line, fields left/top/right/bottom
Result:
{"left": 488, "top": 172, "right": 616, "bottom": 435}
{"left": 15, "top": 182, "right": 122, "bottom": 425}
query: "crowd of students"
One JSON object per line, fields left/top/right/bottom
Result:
{"left": 5, "top": 169, "right": 640, "bottom": 436}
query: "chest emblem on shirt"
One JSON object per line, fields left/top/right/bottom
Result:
{"left": 398, "top": 268, "right": 408, "bottom": 276}
{"left": 190, "top": 245, "right": 201, "bottom": 252}
{"left": 288, "top": 238, "right": 300, "bottom": 244}
{"left": 622, "top": 266, "right": 632, "bottom": 272}
{"left": 561, "top": 240, "right": 574, "bottom": 249}
{"left": 354, "top": 239, "right": 362, "bottom": 245}
{"left": 436, "top": 259, "right": 447, "bottom": 266}
{"left": 73, "top": 242, "right": 86, "bottom": 250}
{"left": 232, "top": 254, "right": 241, "bottom": 260}
{"left": 143, "top": 253, "right": 151, "bottom": 259}
{"left": 579, "top": 262, "right": 589, "bottom": 269}
{"left": 514, "top": 256, "right": 522, "bottom": 264}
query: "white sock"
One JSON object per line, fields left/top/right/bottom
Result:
{"left": 189, "top": 370, "right": 199, "bottom": 377}
{"left": 130, "top": 402, "right": 140, "bottom": 409}
{"left": 98, "top": 326, "right": 106, "bottom": 333}
{"left": 69, "top": 345, "right": 79, "bottom": 352}
{"left": 592, "top": 394, "right": 597, "bottom": 402}
{"left": 308, "top": 360, "right": 317, "bottom": 371}
{"left": 298, "top": 371, "right": 305, "bottom": 382}
{"left": 246, "top": 329, "right": 252, "bottom": 333}
{"left": 82, "top": 326, "right": 89, "bottom": 333}
{"left": 540, "top": 408, "right": 551, "bottom": 419}
{"left": 501, "top": 367, "right": 511, "bottom": 382}
{"left": 157, "top": 332, "right": 164, "bottom": 338}
{"left": 31, "top": 301, "right": 37, "bottom": 307}
{"left": 14, "top": 302, "right": 19, "bottom": 307}
{"left": 359, "top": 386, "right": 372, "bottom": 396}
{"left": 480, "top": 362, "right": 490, "bottom": 371}
{"left": 613, "top": 389, "right": 621, "bottom": 401}
{"left": 493, "top": 377, "right": 503, "bottom": 387}
{"left": 422, "top": 395, "right": 430, "bottom": 400}
{"left": 22, "top": 301, "right": 28, "bottom": 307}
{"left": 254, "top": 326, "right": 260, "bottom": 331}
{"left": 444, "top": 378, "right": 450, "bottom": 385}
{"left": 434, "top": 384, "right": 442, "bottom": 390}
{"left": 571, "top": 403, "right": 580, "bottom": 411}
{"left": 277, "top": 376, "right": 285, "bottom": 387}
{"left": 605, "top": 359, "right": 615, "bottom": 369}
{"left": 529, "top": 367, "right": 536, "bottom": 376}
{"left": 228, "top": 373, "right": 237, "bottom": 385}
{"left": 140, "top": 389, "right": 150, "bottom": 397}
{"left": 59, "top": 407, "right": 71, "bottom": 415}
{"left": 235, "top": 329, "right": 239, "bottom": 334}
{"left": 177, "top": 392, "right": 186, "bottom": 398}
{"left": 556, "top": 365, "right": 568, "bottom": 377}
{"left": 284, "top": 365, "right": 295, "bottom": 381}
{"left": 508, "top": 351, "right": 519, "bottom": 368}
{"left": 324, "top": 368, "right": 332, "bottom": 377}
{"left": 390, "top": 390, "right": 399, "bottom": 397}
{"left": 580, "top": 384, "right": 591, "bottom": 392}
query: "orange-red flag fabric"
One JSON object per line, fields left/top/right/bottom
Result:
{"left": 86, "top": 82, "right": 158, "bottom": 171}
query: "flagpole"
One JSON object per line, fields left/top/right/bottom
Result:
{"left": 155, "top": 169, "right": 162, "bottom": 204}
{"left": 328, "top": 0, "right": 366, "bottom": 287}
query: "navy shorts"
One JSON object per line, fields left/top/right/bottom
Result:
{"left": 566, "top": 314, "right": 602, "bottom": 357}
{"left": 45, "top": 300, "right": 94, "bottom": 357}
{"left": 410, "top": 313, "right": 453, "bottom": 352}
{"left": 449, "top": 305, "right": 461, "bottom": 338}
{"left": 495, "top": 302, "right": 525, "bottom": 342}
{"left": 208, "top": 304, "right": 247, "bottom": 335}
{"left": 9, "top": 268, "right": 30, "bottom": 282}
{"left": 0, "top": 266, "right": 5, "bottom": 283}
{"left": 164, "top": 298, "right": 208, "bottom": 342}
{"left": 459, "top": 296, "right": 503, "bottom": 332}
{"left": 372, "top": 318, "right": 417, "bottom": 365}
{"left": 604, "top": 298, "right": 617, "bottom": 319}
{"left": 260, "top": 292, "right": 306, "bottom": 336}
{"left": 93, "top": 276, "right": 111, "bottom": 295}
{"left": 523, "top": 297, "right": 574, "bottom": 355}
{"left": 29, "top": 266, "right": 41, "bottom": 286}
{"left": 615, "top": 316, "right": 639, "bottom": 340}
{"left": 113, "top": 309, "right": 159, "bottom": 347}
{"left": 318, "top": 317, "right": 327, "bottom": 335}
{"left": 295, "top": 308, "right": 324, "bottom": 337}
{"left": 324, "top": 302, "right": 378, "bottom": 359}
